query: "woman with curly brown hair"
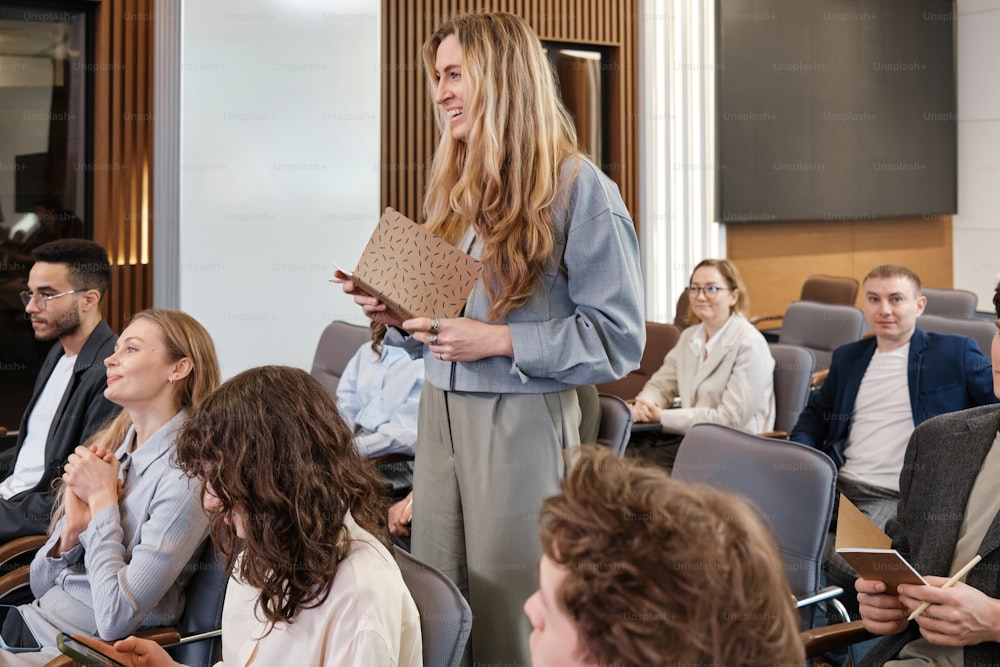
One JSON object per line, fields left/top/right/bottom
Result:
{"left": 114, "top": 365, "right": 422, "bottom": 667}
{"left": 339, "top": 11, "right": 644, "bottom": 663}
{"left": 525, "top": 446, "right": 805, "bottom": 666}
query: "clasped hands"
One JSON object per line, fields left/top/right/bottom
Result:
{"left": 856, "top": 576, "right": 1000, "bottom": 647}
{"left": 58, "top": 445, "right": 123, "bottom": 552}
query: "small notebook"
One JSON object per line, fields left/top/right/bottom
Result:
{"left": 835, "top": 494, "right": 927, "bottom": 593}
{"left": 348, "top": 208, "right": 482, "bottom": 322}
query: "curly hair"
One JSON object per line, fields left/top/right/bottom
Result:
{"left": 174, "top": 365, "right": 390, "bottom": 630}
{"left": 539, "top": 447, "right": 805, "bottom": 666}
{"left": 422, "top": 12, "right": 582, "bottom": 321}
{"left": 686, "top": 258, "right": 751, "bottom": 325}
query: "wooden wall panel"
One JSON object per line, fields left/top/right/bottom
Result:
{"left": 727, "top": 216, "right": 954, "bottom": 319}
{"left": 90, "top": 0, "right": 154, "bottom": 332}
{"left": 381, "top": 0, "right": 639, "bottom": 225}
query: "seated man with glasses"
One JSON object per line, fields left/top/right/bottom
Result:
{"left": 0, "top": 239, "right": 120, "bottom": 542}
{"left": 629, "top": 258, "right": 775, "bottom": 470}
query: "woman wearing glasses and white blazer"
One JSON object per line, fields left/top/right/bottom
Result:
{"left": 630, "top": 258, "right": 775, "bottom": 470}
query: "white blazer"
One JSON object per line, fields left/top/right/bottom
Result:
{"left": 635, "top": 314, "right": 775, "bottom": 435}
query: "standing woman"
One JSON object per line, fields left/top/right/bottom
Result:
{"left": 0, "top": 309, "right": 219, "bottom": 665}
{"left": 342, "top": 11, "right": 644, "bottom": 664}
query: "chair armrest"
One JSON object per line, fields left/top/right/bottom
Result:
{"left": 750, "top": 313, "right": 784, "bottom": 329}
{"left": 0, "top": 564, "right": 31, "bottom": 597}
{"left": 0, "top": 534, "right": 47, "bottom": 573}
{"left": 758, "top": 430, "right": 788, "bottom": 439}
{"left": 811, "top": 368, "right": 830, "bottom": 388}
{"left": 134, "top": 627, "right": 183, "bottom": 645}
{"left": 801, "top": 620, "right": 876, "bottom": 658}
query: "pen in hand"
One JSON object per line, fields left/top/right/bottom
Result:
{"left": 907, "top": 553, "right": 983, "bottom": 621}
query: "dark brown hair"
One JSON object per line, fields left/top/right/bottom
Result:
{"left": 175, "top": 365, "right": 389, "bottom": 628}
{"left": 539, "top": 447, "right": 804, "bottom": 666}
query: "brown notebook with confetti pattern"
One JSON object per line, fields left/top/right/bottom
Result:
{"left": 349, "top": 207, "right": 481, "bottom": 322}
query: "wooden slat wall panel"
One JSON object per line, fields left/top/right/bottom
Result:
{"left": 381, "top": 0, "right": 638, "bottom": 226}
{"left": 90, "top": 0, "right": 155, "bottom": 332}
{"left": 728, "top": 216, "right": 954, "bottom": 319}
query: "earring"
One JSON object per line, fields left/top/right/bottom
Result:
{"left": 169, "top": 378, "right": 174, "bottom": 384}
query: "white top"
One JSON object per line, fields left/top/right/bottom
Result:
{"left": 840, "top": 344, "right": 913, "bottom": 492}
{"left": 689, "top": 313, "right": 736, "bottom": 367}
{"left": 217, "top": 513, "right": 422, "bottom": 667}
{"left": 0, "top": 354, "right": 76, "bottom": 499}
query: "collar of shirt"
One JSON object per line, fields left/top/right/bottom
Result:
{"left": 689, "top": 313, "right": 736, "bottom": 359}
{"left": 113, "top": 409, "right": 187, "bottom": 479}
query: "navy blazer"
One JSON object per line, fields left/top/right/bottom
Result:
{"left": 861, "top": 404, "right": 1000, "bottom": 666}
{"left": 790, "top": 327, "right": 996, "bottom": 468}
{"left": 0, "top": 320, "right": 120, "bottom": 541}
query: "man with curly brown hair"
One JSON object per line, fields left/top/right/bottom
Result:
{"left": 525, "top": 447, "right": 805, "bottom": 666}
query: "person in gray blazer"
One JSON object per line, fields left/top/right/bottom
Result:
{"left": 631, "top": 258, "right": 775, "bottom": 469}
{"left": 0, "top": 240, "right": 120, "bottom": 543}
{"left": 855, "top": 282, "right": 1000, "bottom": 666}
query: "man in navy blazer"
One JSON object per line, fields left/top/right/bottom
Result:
{"left": 0, "top": 240, "right": 120, "bottom": 542}
{"left": 790, "top": 265, "right": 996, "bottom": 599}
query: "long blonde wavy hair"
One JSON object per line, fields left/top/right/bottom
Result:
{"left": 422, "top": 12, "right": 583, "bottom": 321}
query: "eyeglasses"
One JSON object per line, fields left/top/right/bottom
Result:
{"left": 686, "top": 285, "right": 733, "bottom": 299}
{"left": 19, "top": 289, "right": 85, "bottom": 310}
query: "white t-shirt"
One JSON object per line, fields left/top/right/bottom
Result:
{"left": 0, "top": 354, "right": 76, "bottom": 500}
{"left": 839, "top": 344, "right": 913, "bottom": 492}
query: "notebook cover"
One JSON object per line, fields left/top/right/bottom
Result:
{"left": 352, "top": 208, "right": 482, "bottom": 321}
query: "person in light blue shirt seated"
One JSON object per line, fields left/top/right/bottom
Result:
{"left": 337, "top": 322, "right": 424, "bottom": 502}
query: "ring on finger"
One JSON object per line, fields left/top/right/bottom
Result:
{"left": 431, "top": 317, "right": 441, "bottom": 332}
{"left": 429, "top": 334, "right": 438, "bottom": 345}
{"left": 437, "top": 352, "right": 444, "bottom": 361}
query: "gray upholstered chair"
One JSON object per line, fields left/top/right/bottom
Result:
{"left": 776, "top": 301, "right": 865, "bottom": 376}
{"left": 673, "top": 424, "right": 847, "bottom": 629}
{"left": 310, "top": 320, "right": 371, "bottom": 398}
{"left": 595, "top": 393, "right": 634, "bottom": 456}
{"left": 752, "top": 274, "right": 860, "bottom": 336}
{"left": 767, "top": 343, "right": 816, "bottom": 437}
{"left": 596, "top": 321, "right": 680, "bottom": 400}
{"left": 394, "top": 545, "right": 472, "bottom": 667}
{"left": 917, "top": 313, "right": 995, "bottom": 356}
{"left": 921, "top": 286, "right": 978, "bottom": 319}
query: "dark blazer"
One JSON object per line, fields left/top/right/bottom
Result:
{"left": 0, "top": 320, "right": 120, "bottom": 542}
{"left": 789, "top": 327, "right": 996, "bottom": 468}
{"left": 861, "top": 404, "right": 1000, "bottom": 666}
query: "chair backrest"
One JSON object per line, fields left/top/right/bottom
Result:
{"left": 394, "top": 545, "right": 472, "bottom": 667}
{"left": 310, "top": 320, "right": 371, "bottom": 398}
{"left": 673, "top": 289, "right": 691, "bottom": 330}
{"left": 596, "top": 321, "right": 681, "bottom": 400}
{"left": 921, "top": 287, "right": 978, "bottom": 319}
{"left": 917, "top": 314, "right": 995, "bottom": 356}
{"left": 167, "top": 540, "right": 229, "bottom": 667}
{"left": 595, "top": 393, "right": 634, "bottom": 456}
{"left": 673, "top": 424, "right": 837, "bottom": 611}
{"left": 778, "top": 301, "right": 864, "bottom": 371}
{"left": 800, "top": 275, "right": 859, "bottom": 306}
{"left": 769, "top": 343, "right": 816, "bottom": 434}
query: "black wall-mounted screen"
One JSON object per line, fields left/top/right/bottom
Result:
{"left": 717, "top": 0, "right": 956, "bottom": 223}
